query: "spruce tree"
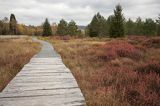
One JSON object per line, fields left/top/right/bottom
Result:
{"left": 68, "top": 20, "right": 78, "bottom": 36}
{"left": 2, "top": 17, "right": 10, "bottom": 35}
{"left": 42, "top": 18, "right": 52, "bottom": 36}
{"left": 156, "top": 14, "right": 160, "bottom": 36}
{"left": 143, "top": 18, "right": 156, "bottom": 36}
{"left": 109, "top": 4, "right": 125, "bottom": 38}
{"left": 125, "top": 18, "right": 135, "bottom": 35}
{"left": 135, "top": 17, "right": 144, "bottom": 35}
{"left": 89, "top": 13, "right": 100, "bottom": 37}
{"left": 88, "top": 13, "right": 108, "bottom": 37}
{"left": 9, "top": 14, "right": 17, "bottom": 35}
{"left": 99, "top": 15, "right": 109, "bottom": 37}
{"left": 108, "top": 15, "right": 116, "bottom": 36}
{"left": 57, "top": 19, "right": 68, "bottom": 36}
{"left": 0, "top": 20, "right": 3, "bottom": 35}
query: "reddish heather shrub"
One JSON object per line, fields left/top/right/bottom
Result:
{"left": 91, "top": 63, "right": 160, "bottom": 106}
{"left": 60, "top": 35, "right": 71, "bottom": 40}
{"left": 97, "top": 41, "right": 144, "bottom": 61}
{"left": 96, "top": 49, "right": 117, "bottom": 61}
{"left": 145, "top": 73, "right": 160, "bottom": 94}
{"left": 135, "top": 61, "right": 160, "bottom": 75}
{"left": 143, "top": 37, "right": 160, "bottom": 48}
{"left": 91, "top": 65, "right": 138, "bottom": 89}
{"left": 139, "top": 73, "right": 160, "bottom": 106}
{"left": 134, "top": 45, "right": 146, "bottom": 52}
{"left": 128, "top": 36, "right": 149, "bottom": 43}
{"left": 47, "top": 35, "right": 58, "bottom": 40}
{"left": 125, "top": 90, "right": 143, "bottom": 106}
{"left": 51, "top": 35, "right": 71, "bottom": 40}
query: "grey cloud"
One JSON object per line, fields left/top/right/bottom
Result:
{"left": 0, "top": 0, "right": 159, "bottom": 25}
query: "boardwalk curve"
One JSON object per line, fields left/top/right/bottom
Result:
{"left": 0, "top": 38, "right": 85, "bottom": 106}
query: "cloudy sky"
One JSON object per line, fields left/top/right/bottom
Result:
{"left": 0, "top": 0, "right": 159, "bottom": 26}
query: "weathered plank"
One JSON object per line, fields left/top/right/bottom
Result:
{"left": 0, "top": 38, "right": 85, "bottom": 106}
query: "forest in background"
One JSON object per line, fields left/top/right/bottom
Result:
{"left": 0, "top": 4, "right": 160, "bottom": 37}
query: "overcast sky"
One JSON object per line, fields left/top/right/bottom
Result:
{"left": 0, "top": 0, "right": 159, "bottom": 26}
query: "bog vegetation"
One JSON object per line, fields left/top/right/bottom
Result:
{"left": 0, "top": 37, "right": 40, "bottom": 91}
{"left": 41, "top": 36, "right": 160, "bottom": 106}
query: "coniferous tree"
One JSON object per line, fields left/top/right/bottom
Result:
{"left": 42, "top": 18, "right": 52, "bottom": 36}
{"left": 143, "top": 18, "right": 156, "bottom": 36}
{"left": 2, "top": 17, "right": 10, "bottom": 35}
{"left": 57, "top": 19, "right": 68, "bottom": 36}
{"left": 125, "top": 18, "right": 135, "bottom": 35}
{"left": 135, "top": 17, "right": 144, "bottom": 35}
{"left": 108, "top": 15, "right": 116, "bottom": 37}
{"left": 109, "top": 4, "right": 125, "bottom": 38}
{"left": 77, "top": 30, "right": 82, "bottom": 36}
{"left": 85, "top": 25, "right": 90, "bottom": 36}
{"left": 156, "top": 14, "right": 160, "bottom": 36}
{"left": 89, "top": 13, "right": 100, "bottom": 37}
{"left": 0, "top": 20, "right": 3, "bottom": 35}
{"left": 88, "top": 13, "right": 108, "bottom": 37}
{"left": 99, "top": 15, "right": 109, "bottom": 37}
{"left": 9, "top": 14, "right": 17, "bottom": 35}
{"left": 68, "top": 20, "right": 78, "bottom": 36}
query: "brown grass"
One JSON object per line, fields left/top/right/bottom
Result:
{"left": 41, "top": 36, "right": 160, "bottom": 106}
{"left": 0, "top": 37, "right": 41, "bottom": 91}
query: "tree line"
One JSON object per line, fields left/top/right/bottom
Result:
{"left": 0, "top": 15, "right": 81, "bottom": 36}
{"left": 87, "top": 4, "right": 160, "bottom": 38}
{"left": 0, "top": 14, "right": 17, "bottom": 35}
{"left": 0, "top": 14, "right": 43, "bottom": 35}
{"left": 42, "top": 18, "right": 81, "bottom": 36}
{"left": 0, "top": 4, "right": 160, "bottom": 37}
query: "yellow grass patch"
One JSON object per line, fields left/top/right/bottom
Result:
{"left": 0, "top": 36, "right": 41, "bottom": 91}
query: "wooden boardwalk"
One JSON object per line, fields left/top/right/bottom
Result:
{"left": 0, "top": 38, "right": 85, "bottom": 106}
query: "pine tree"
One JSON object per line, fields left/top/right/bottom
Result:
{"left": 9, "top": 14, "right": 17, "bottom": 35}
{"left": 42, "top": 18, "right": 52, "bottom": 36}
{"left": 57, "top": 19, "right": 68, "bottom": 36}
{"left": 156, "top": 14, "right": 160, "bottom": 36}
{"left": 68, "top": 20, "right": 78, "bottom": 36}
{"left": 109, "top": 4, "right": 125, "bottom": 38}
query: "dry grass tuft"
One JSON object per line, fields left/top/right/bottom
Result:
{"left": 0, "top": 37, "right": 40, "bottom": 91}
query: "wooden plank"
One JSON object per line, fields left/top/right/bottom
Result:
{"left": 0, "top": 96, "right": 84, "bottom": 106}
{"left": 0, "top": 87, "right": 82, "bottom": 98}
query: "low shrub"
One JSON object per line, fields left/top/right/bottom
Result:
{"left": 96, "top": 49, "right": 117, "bottom": 61}
{"left": 49, "top": 35, "right": 71, "bottom": 41}
{"left": 143, "top": 37, "right": 160, "bottom": 48}
{"left": 97, "top": 41, "right": 144, "bottom": 61}
{"left": 125, "top": 90, "right": 143, "bottom": 106}
{"left": 135, "top": 61, "right": 160, "bottom": 75}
